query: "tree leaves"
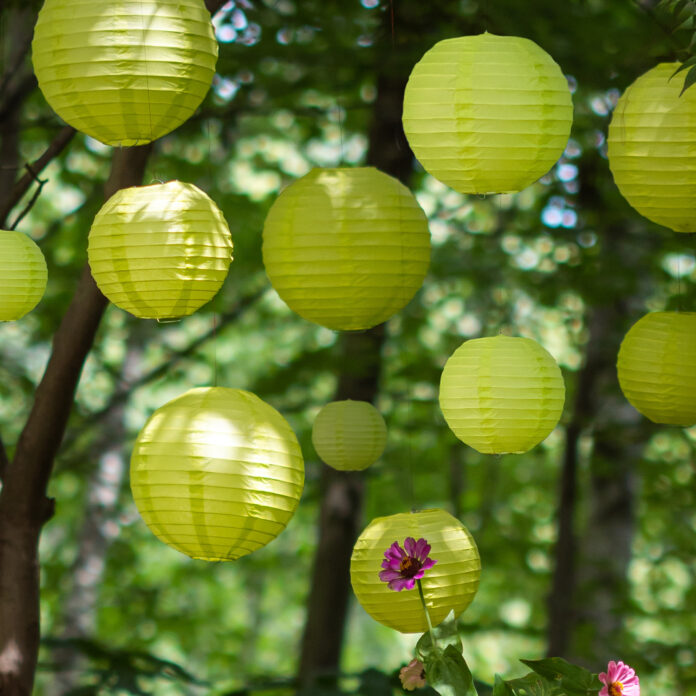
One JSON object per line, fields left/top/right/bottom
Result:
{"left": 415, "top": 611, "right": 463, "bottom": 662}
{"left": 424, "top": 645, "right": 478, "bottom": 696}
{"left": 490, "top": 658, "right": 600, "bottom": 696}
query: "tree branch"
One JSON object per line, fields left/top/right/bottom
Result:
{"left": 0, "top": 126, "right": 75, "bottom": 228}
{"left": 60, "top": 289, "right": 265, "bottom": 454}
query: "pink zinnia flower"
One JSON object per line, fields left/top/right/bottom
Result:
{"left": 379, "top": 537, "right": 437, "bottom": 591}
{"left": 399, "top": 658, "right": 426, "bottom": 690}
{"left": 599, "top": 660, "right": 640, "bottom": 696}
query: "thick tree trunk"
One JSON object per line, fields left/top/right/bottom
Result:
{"left": 0, "top": 145, "right": 150, "bottom": 696}
{"left": 48, "top": 342, "right": 144, "bottom": 696}
{"left": 297, "top": 70, "right": 414, "bottom": 686}
{"left": 546, "top": 307, "right": 612, "bottom": 656}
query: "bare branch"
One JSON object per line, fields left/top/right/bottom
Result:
{"left": 61, "top": 289, "right": 264, "bottom": 453}
{"left": 0, "top": 125, "right": 75, "bottom": 228}
{"left": 9, "top": 165, "right": 47, "bottom": 230}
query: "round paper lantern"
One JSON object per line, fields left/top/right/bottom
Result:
{"left": 402, "top": 33, "right": 573, "bottom": 195}
{"left": 311, "top": 400, "right": 387, "bottom": 471}
{"left": 350, "top": 509, "right": 481, "bottom": 633}
{"left": 262, "top": 167, "right": 430, "bottom": 331}
{"left": 130, "top": 387, "right": 305, "bottom": 561}
{"left": 608, "top": 63, "right": 696, "bottom": 233}
{"left": 88, "top": 180, "right": 233, "bottom": 320}
{"left": 617, "top": 312, "right": 696, "bottom": 426}
{"left": 439, "top": 336, "right": 565, "bottom": 454}
{"left": 32, "top": 0, "right": 218, "bottom": 146}
{"left": 0, "top": 230, "right": 48, "bottom": 321}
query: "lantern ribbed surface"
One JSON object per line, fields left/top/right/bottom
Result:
{"left": 350, "top": 509, "right": 481, "bottom": 633}
{"left": 32, "top": 0, "right": 218, "bottom": 146}
{"left": 0, "top": 230, "right": 48, "bottom": 321}
{"left": 617, "top": 312, "right": 696, "bottom": 426}
{"left": 402, "top": 33, "right": 573, "bottom": 194}
{"left": 311, "top": 400, "right": 387, "bottom": 471}
{"left": 262, "top": 167, "right": 430, "bottom": 331}
{"left": 130, "top": 387, "right": 305, "bottom": 561}
{"left": 88, "top": 181, "right": 233, "bottom": 320}
{"left": 608, "top": 63, "right": 696, "bottom": 233}
{"left": 439, "top": 336, "right": 565, "bottom": 454}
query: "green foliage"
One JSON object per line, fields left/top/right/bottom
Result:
{"left": 1, "top": 0, "right": 695, "bottom": 694}
{"left": 424, "top": 646, "right": 478, "bottom": 696}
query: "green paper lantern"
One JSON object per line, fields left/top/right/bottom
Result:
{"left": 32, "top": 0, "right": 218, "bottom": 146}
{"left": 350, "top": 509, "right": 481, "bottom": 634}
{"left": 439, "top": 336, "right": 565, "bottom": 454}
{"left": 130, "top": 387, "right": 305, "bottom": 561}
{"left": 262, "top": 167, "right": 430, "bottom": 331}
{"left": 402, "top": 32, "right": 573, "bottom": 194}
{"left": 311, "top": 400, "right": 387, "bottom": 471}
{"left": 608, "top": 62, "right": 696, "bottom": 233}
{"left": 88, "top": 180, "right": 233, "bottom": 320}
{"left": 617, "top": 312, "right": 696, "bottom": 426}
{"left": 0, "top": 230, "right": 48, "bottom": 321}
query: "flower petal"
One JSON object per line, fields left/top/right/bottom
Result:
{"left": 413, "top": 538, "right": 427, "bottom": 559}
{"left": 598, "top": 687, "right": 609, "bottom": 696}
{"left": 422, "top": 558, "right": 437, "bottom": 570}
{"left": 388, "top": 577, "right": 413, "bottom": 591}
{"left": 404, "top": 537, "right": 417, "bottom": 556}
{"left": 384, "top": 541, "right": 405, "bottom": 562}
{"left": 381, "top": 557, "right": 401, "bottom": 571}
{"left": 598, "top": 672, "right": 608, "bottom": 686}
{"left": 379, "top": 569, "right": 402, "bottom": 582}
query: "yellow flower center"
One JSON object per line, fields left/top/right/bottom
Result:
{"left": 609, "top": 681, "right": 623, "bottom": 696}
{"left": 399, "top": 556, "right": 422, "bottom": 577}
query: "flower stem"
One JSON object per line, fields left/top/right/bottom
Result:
{"left": 417, "top": 578, "right": 440, "bottom": 655}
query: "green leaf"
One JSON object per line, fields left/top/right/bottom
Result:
{"left": 424, "top": 645, "right": 478, "bottom": 696}
{"left": 519, "top": 658, "right": 601, "bottom": 695}
{"left": 492, "top": 675, "right": 515, "bottom": 696}
{"left": 416, "top": 611, "right": 463, "bottom": 662}
{"left": 671, "top": 55, "right": 696, "bottom": 77}
{"left": 503, "top": 673, "right": 563, "bottom": 696}
{"left": 680, "top": 66, "right": 696, "bottom": 94}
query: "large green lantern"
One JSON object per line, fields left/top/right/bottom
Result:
{"left": 262, "top": 167, "right": 430, "bottom": 331}
{"left": 311, "top": 400, "right": 387, "bottom": 471}
{"left": 32, "top": 0, "right": 218, "bottom": 146}
{"left": 130, "top": 387, "right": 305, "bottom": 561}
{"left": 617, "top": 312, "right": 696, "bottom": 425}
{"left": 88, "top": 180, "right": 233, "bottom": 320}
{"left": 0, "top": 230, "right": 48, "bottom": 321}
{"left": 402, "top": 33, "right": 573, "bottom": 194}
{"left": 608, "top": 63, "right": 696, "bottom": 233}
{"left": 439, "top": 336, "right": 565, "bottom": 454}
{"left": 350, "top": 509, "right": 481, "bottom": 633}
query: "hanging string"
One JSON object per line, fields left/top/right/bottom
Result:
{"left": 337, "top": 97, "right": 345, "bottom": 166}
{"left": 213, "top": 312, "right": 218, "bottom": 387}
{"left": 678, "top": 254, "right": 682, "bottom": 312}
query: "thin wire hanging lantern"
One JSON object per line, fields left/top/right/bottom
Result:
{"left": 32, "top": 0, "right": 218, "bottom": 146}
{"left": 0, "top": 230, "right": 48, "bottom": 321}
{"left": 439, "top": 336, "right": 565, "bottom": 454}
{"left": 350, "top": 509, "right": 481, "bottom": 634}
{"left": 130, "top": 387, "right": 305, "bottom": 561}
{"left": 87, "top": 180, "right": 233, "bottom": 320}
{"left": 617, "top": 312, "right": 696, "bottom": 426}
{"left": 311, "top": 400, "right": 387, "bottom": 471}
{"left": 608, "top": 63, "right": 696, "bottom": 233}
{"left": 402, "top": 32, "right": 573, "bottom": 195}
{"left": 262, "top": 167, "right": 431, "bottom": 331}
